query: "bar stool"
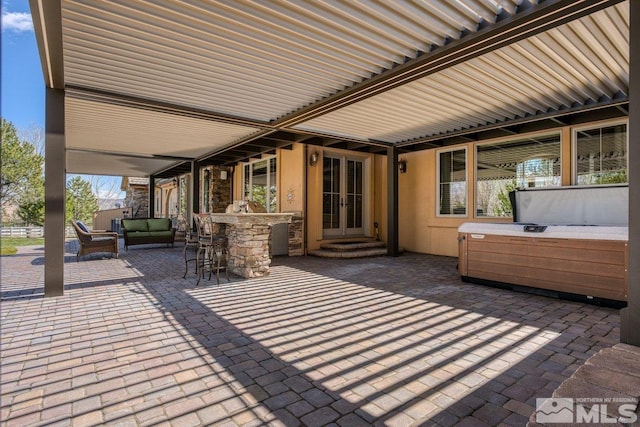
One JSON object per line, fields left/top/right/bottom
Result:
{"left": 193, "top": 214, "right": 229, "bottom": 285}
{"left": 182, "top": 214, "right": 200, "bottom": 279}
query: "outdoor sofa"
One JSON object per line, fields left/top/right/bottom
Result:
{"left": 121, "top": 218, "right": 176, "bottom": 250}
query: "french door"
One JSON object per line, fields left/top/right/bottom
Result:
{"left": 322, "top": 154, "right": 366, "bottom": 237}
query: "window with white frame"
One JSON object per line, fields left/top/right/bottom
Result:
{"left": 475, "top": 134, "right": 561, "bottom": 217}
{"left": 438, "top": 148, "right": 467, "bottom": 216}
{"left": 574, "top": 122, "right": 627, "bottom": 185}
{"left": 243, "top": 157, "right": 277, "bottom": 212}
{"left": 155, "top": 188, "right": 162, "bottom": 213}
{"left": 178, "top": 176, "right": 187, "bottom": 215}
{"left": 202, "top": 168, "right": 211, "bottom": 213}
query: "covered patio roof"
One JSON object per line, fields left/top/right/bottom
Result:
{"left": 29, "top": 1, "right": 640, "bottom": 347}
{"left": 31, "top": 0, "right": 628, "bottom": 177}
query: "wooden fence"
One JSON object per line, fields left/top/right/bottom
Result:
{"left": 1, "top": 226, "right": 76, "bottom": 238}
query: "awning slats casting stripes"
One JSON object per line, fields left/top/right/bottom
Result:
{"left": 29, "top": 0, "right": 628, "bottom": 176}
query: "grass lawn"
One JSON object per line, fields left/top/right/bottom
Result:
{"left": 1, "top": 237, "right": 45, "bottom": 256}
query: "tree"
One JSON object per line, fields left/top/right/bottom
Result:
{"left": 66, "top": 176, "right": 99, "bottom": 223}
{"left": 89, "top": 176, "right": 124, "bottom": 210}
{"left": 17, "top": 200, "right": 45, "bottom": 226}
{"left": 1, "top": 118, "right": 45, "bottom": 213}
{"left": 494, "top": 180, "right": 518, "bottom": 217}
{"left": 17, "top": 122, "right": 44, "bottom": 156}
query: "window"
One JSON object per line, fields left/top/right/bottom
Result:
{"left": 178, "top": 176, "right": 187, "bottom": 215}
{"left": 243, "top": 157, "right": 277, "bottom": 212}
{"left": 438, "top": 148, "right": 467, "bottom": 216}
{"left": 155, "top": 188, "right": 162, "bottom": 213}
{"left": 476, "top": 134, "right": 561, "bottom": 217}
{"left": 575, "top": 122, "right": 627, "bottom": 185}
{"left": 202, "top": 168, "right": 211, "bottom": 213}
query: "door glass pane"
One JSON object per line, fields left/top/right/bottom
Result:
{"left": 324, "top": 156, "right": 364, "bottom": 234}
{"left": 346, "top": 160, "right": 363, "bottom": 230}
{"left": 332, "top": 158, "right": 340, "bottom": 193}
{"left": 323, "top": 157, "right": 340, "bottom": 229}
{"left": 321, "top": 194, "right": 339, "bottom": 229}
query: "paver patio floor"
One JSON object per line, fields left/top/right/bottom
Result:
{"left": 0, "top": 242, "right": 620, "bottom": 426}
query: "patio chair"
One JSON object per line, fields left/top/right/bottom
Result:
{"left": 70, "top": 220, "right": 119, "bottom": 261}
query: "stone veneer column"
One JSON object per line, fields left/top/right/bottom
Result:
{"left": 288, "top": 216, "right": 304, "bottom": 256}
{"left": 226, "top": 223, "right": 273, "bottom": 278}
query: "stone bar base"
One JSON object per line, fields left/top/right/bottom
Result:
{"left": 210, "top": 213, "right": 293, "bottom": 279}
{"left": 226, "top": 223, "right": 272, "bottom": 278}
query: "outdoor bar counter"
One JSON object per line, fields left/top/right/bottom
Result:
{"left": 458, "top": 222, "right": 629, "bottom": 303}
{"left": 210, "top": 212, "right": 293, "bottom": 279}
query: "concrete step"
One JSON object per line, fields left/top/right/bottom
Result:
{"left": 319, "top": 240, "right": 386, "bottom": 251}
{"left": 308, "top": 247, "right": 388, "bottom": 258}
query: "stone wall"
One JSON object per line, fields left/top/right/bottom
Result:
{"left": 124, "top": 187, "right": 149, "bottom": 218}
{"left": 226, "top": 223, "right": 272, "bottom": 278}
{"left": 288, "top": 216, "right": 304, "bottom": 256}
{"left": 203, "top": 166, "right": 232, "bottom": 213}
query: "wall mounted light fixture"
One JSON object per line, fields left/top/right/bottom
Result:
{"left": 309, "top": 151, "right": 319, "bottom": 166}
{"left": 220, "top": 170, "right": 228, "bottom": 180}
{"left": 398, "top": 159, "right": 407, "bottom": 174}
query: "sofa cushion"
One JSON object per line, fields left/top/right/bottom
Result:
{"left": 147, "top": 218, "right": 171, "bottom": 232}
{"left": 123, "top": 219, "right": 148, "bottom": 232}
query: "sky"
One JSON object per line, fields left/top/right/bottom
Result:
{"left": 1, "top": 0, "right": 125, "bottom": 199}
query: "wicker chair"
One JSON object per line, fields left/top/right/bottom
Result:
{"left": 70, "top": 220, "right": 119, "bottom": 261}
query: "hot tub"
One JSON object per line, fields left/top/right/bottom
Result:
{"left": 458, "top": 222, "right": 628, "bottom": 303}
{"left": 458, "top": 223, "right": 629, "bottom": 301}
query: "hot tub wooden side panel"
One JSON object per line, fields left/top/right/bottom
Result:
{"left": 458, "top": 233, "right": 628, "bottom": 301}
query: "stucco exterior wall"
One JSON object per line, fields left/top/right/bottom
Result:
{"left": 305, "top": 148, "right": 323, "bottom": 250}
{"left": 278, "top": 144, "right": 305, "bottom": 214}
{"left": 225, "top": 119, "right": 622, "bottom": 258}
{"left": 396, "top": 123, "right": 587, "bottom": 257}
{"left": 397, "top": 146, "right": 511, "bottom": 257}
